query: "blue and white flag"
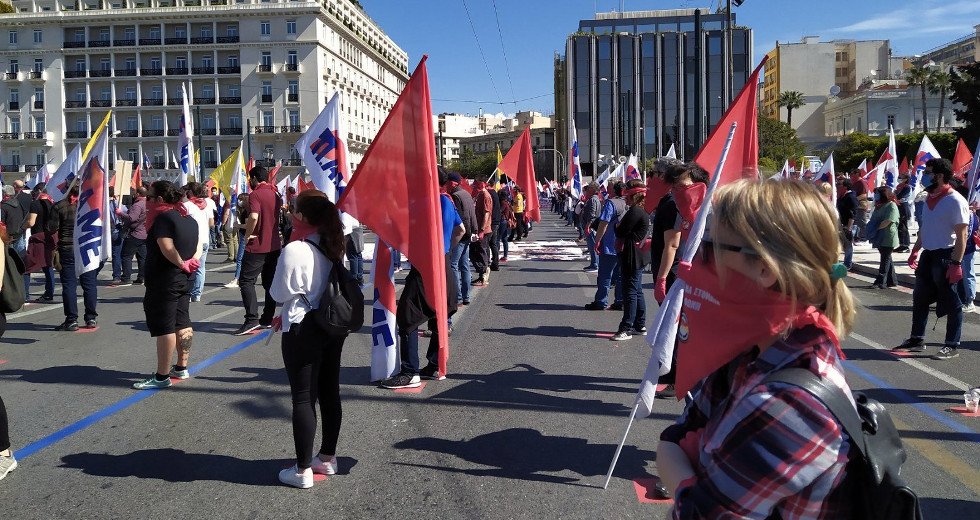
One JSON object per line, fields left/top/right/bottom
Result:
{"left": 370, "top": 237, "right": 400, "bottom": 382}
{"left": 912, "top": 134, "right": 941, "bottom": 196}
{"left": 178, "top": 82, "right": 196, "bottom": 186}
{"left": 73, "top": 129, "right": 111, "bottom": 276}
{"left": 296, "top": 92, "right": 348, "bottom": 202}
{"left": 568, "top": 122, "right": 582, "bottom": 198}
{"left": 47, "top": 144, "right": 82, "bottom": 203}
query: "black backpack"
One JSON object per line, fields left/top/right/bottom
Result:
{"left": 764, "top": 368, "right": 922, "bottom": 520}
{"left": 301, "top": 239, "right": 364, "bottom": 336}
{"left": 0, "top": 246, "right": 26, "bottom": 314}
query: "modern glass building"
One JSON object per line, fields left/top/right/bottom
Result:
{"left": 559, "top": 8, "right": 753, "bottom": 175}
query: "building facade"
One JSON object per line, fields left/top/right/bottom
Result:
{"left": 0, "top": 0, "right": 408, "bottom": 181}
{"left": 556, "top": 8, "right": 753, "bottom": 175}
{"left": 762, "top": 37, "right": 896, "bottom": 141}
{"left": 459, "top": 126, "right": 555, "bottom": 182}
{"left": 823, "top": 81, "right": 965, "bottom": 137}
{"left": 915, "top": 27, "right": 979, "bottom": 68}
{"left": 434, "top": 111, "right": 552, "bottom": 166}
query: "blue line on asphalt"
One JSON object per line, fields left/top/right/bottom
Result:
{"left": 844, "top": 361, "right": 980, "bottom": 443}
{"left": 17, "top": 331, "right": 272, "bottom": 461}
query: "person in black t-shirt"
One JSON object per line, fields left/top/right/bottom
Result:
{"left": 24, "top": 183, "right": 57, "bottom": 302}
{"left": 836, "top": 177, "right": 859, "bottom": 269}
{"left": 133, "top": 181, "right": 201, "bottom": 390}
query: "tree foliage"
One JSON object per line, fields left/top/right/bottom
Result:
{"left": 0, "top": 2, "right": 14, "bottom": 13}
{"left": 951, "top": 62, "right": 980, "bottom": 146}
{"left": 758, "top": 116, "right": 806, "bottom": 164}
{"left": 778, "top": 91, "right": 805, "bottom": 127}
{"left": 831, "top": 131, "right": 958, "bottom": 172}
{"left": 446, "top": 149, "right": 497, "bottom": 179}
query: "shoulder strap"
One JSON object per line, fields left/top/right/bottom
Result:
{"left": 762, "top": 368, "right": 866, "bottom": 458}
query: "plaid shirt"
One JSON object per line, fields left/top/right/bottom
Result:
{"left": 661, "top": 325, "right": 854, "bottom": 520}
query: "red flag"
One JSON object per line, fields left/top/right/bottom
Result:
{"left": 297, "top": 177, "right": 312, "bottom": 193}
{"left": 246, "top": 155, "right": 255, "bottom": 173}
{"left": 694, "top": 56, "right": 768, "bottom": 184}
{"left": 131, "top": 164, "right": 142, "bottom": 191}
{"left": 497, "top": 127, "right": 540, "bottom": 222}
{"left": 899, "top": 157, "right": 910, "bottom": 176}
{"left": 952, "top": 138, "right": 974, "bottom": 179}
{"left": 337, "top": 57, "right": 451, "bottom": 375}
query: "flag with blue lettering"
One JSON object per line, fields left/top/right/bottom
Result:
{"left": 296, "top": 92, "right": 349, "bottom": 202}
{"left": 370, "top": 237, "right": 400, "bottom": 382}
{"left": 178, "top": 82, "right": 196, "bottom": 186}
{"left": 624, "top": 154, "right": 640, "bottom": 180}
{"left": 47, "top": 144, "right": 82, "bottom": 203}
{"left": 568, "top": 122, "right": 582, "bottom": 198}
{"left": 73, "top": 129, "right": 111, "bottom": 276}
{"left": 966, "top": 137, "right": 980, "bottom": 206}
{"left": 912, "top": 134, "right": 941, "bottom": 195}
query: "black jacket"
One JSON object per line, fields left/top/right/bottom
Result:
{"left": 48, "top": 198, "right": 77, "bottom": 249}
{"left": 396, "top": 259, "right": 459, "bottom": 330}
{"left": 615, "top": 205, "right": 651, "bottom": 273}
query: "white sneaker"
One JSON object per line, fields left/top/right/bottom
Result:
{"left": 964, "top": 303, "right": 977, "bottom": 313}
{"left": 224, "top": 280, "right": 239, "bottom": 288}
{"left": 311, "top": 455, "right": 337, "bottom": 475}
{"left": 0, "top": 453, "right": 17, "bottom": 480}
{"left": 278, "top": 465, "right": 314, "bottom": 489}
{"left": 611, "top": 331, "right": 633, "bottom": 341}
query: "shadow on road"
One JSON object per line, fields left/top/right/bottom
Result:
{"left": 496, "top": 303, "right": 587, "bottom": 311}
{"left": 483, "top": 326, "right": 599, "bottom": 338}
{"left": 504, "top": 282, "right": 586, "bottom": 289}
{"left": 0, "top": 364, "right": 140, "bottom": 387}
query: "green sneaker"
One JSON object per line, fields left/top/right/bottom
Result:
{"left": 169, "top": 366, "right": 190, "bottom": 380}
{"left": 133, "top": 376, "right": 172, "bottom": 390}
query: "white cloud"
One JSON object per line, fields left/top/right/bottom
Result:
{"left": 825, "top": 1, "right": 980, "bottom": 38}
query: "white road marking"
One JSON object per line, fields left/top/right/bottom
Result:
{"left": 199, "top": 307, "right": 241, "bottom": 323}
{"left": 848, "top": 332, "right": 970, "bottom": 391}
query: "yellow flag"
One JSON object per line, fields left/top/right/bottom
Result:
{"left": 82, "top": 112, "right": 112, "bottom": 163}
{"left": 210, "top": 144, "right": 243, "bottom": 199}
{"left": 494, "top": 145, "right": 503, "bottom": 190}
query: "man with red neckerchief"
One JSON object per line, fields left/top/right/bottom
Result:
{"left": 893, "top": 158, "right": 970, "bottom": 360}
{"left": 233, "top": 166, "right": 283, "bottom": 336}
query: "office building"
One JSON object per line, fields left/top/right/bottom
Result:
{"left": 459, "top": 126, "right": 555, "bottom": 181}
{"left": 915, "top": 26, "right": 979, "bottom": 67}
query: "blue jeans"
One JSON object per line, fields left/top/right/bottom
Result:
{"left": 59, "top": 250, "right": 102, "bottom": 322}
{"left": 192, "top": 242, "right": 209, "bottom": 298}
{"left": 234, "top": 230, "right": 246, "bottom": 279}
{"left": 584, "top": 229, "right": 597, "bottom": 268}
{"left": 392, "top": 250, "right": 402, "bottom": 270}
{"left": 25, "top": 266, "right": 55, "bottom": 300}
{"left": 398, "top": 318, "right": 439, "bottom": 376}
{"left": 963, "top": 251, "right": 976, "bottom": 304}
{"left": 593, "top": 253, "right": 622, "bottom": 306}
{"left": 451, "top": 240, "right": 471, "bottom": 301}
{"left": 619, "top": 268, "right": 646, "bottom": 332}
{"left": 499, "top": 221, "right": 510, "bottom": 258}
{"left": 111, "top": 231, "right": 124, "bottom": 279}
{"left": 841, "top": 230, "right": 854, "bottom": 268}
{"left": 911, "top": 248, "right": 963, "bottom": 346}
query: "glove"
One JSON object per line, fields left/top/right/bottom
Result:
{"left": 654, "top": 277, "right": 667, "bottom": 304}
{"left": 271, "top": 315, "right": 283, "bottom": 333}
{"left": 179, "top": 258, "right": 200, "bottom": 273}
{"left": 907, "top": 249, "right": 919, "bottom": 271}
{"left": 947, "top": 263, "right": 964, "bottom": 284}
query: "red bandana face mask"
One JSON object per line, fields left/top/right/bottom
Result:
{"left": 671, "top": 182, "right": 707, "bottom": 224}
{"left": 189, "top": 197, "right": 208, "bottom": 210}
{"left": 289, "top": 215, "right": 319, "bottom": 243}
{"left": 645, "top": 177, "right": 670, "bottom": 213}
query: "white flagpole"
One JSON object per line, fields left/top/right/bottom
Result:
{"left": 601, "top": 122, "right": 738, "bottom": 491}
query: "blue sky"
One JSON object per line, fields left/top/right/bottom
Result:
{"left": 363, "top": 0, "right": 980, "bottom": 116}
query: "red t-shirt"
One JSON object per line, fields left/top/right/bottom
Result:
{"left": 245, "top": 183, "right": 283, "bottom": 254}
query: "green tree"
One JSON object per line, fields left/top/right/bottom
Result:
{"left": 905, "top": 66, "right": 930, "bottom": 133}
{"left": 832, "top": 132, "right": 884, "bottom": 172}
{"left": 950, "top": 61, "right": 980, "bottom": 145}
{"left": 929, "top": 69, "right": 952, "bottom": 132}
{"left": 758, "top": 115, "right": 806, "bottom": 163}
{"left": 777, "top": 91, "right": 805, "bottom": 128}
{"left": 0, "top": 2, "right": 14, "bottom": 13}
{"left": 447, "top": 149, "right": 497, "bottom": 179}
{"left": 758, "top": 156, "right": 780, "bottom": 176}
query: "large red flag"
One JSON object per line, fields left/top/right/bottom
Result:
{"left": 131, "top": 164, "right": 142, "bottom": 191}
{"left": 694, "top": 56, "right": 768, "bottom": 184}
{"left": 497, "top": 127, "right": 540, "bottom": 222}
{"left": 899, "top": 157, "right": 910, "bottom": 176}
{"left": 952, "top": 138, "right": 974, "bottom": 179}
{"left": 337, "top": 57, "right": 450, "bottom": 374}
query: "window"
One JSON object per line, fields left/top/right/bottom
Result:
{"left": 125, "top": 58, "right": 136, "bottom": 70}
{"left": 99, "top": 29, "right": 109, "bottom": 40}
{"left": 9, "top": 31, "right": 17, "bottom": 45}
{"left": 287, "top": 80, "right": 298, "bottom": 96}
{"left": 127, "top": 116, "right": 138, "bottom": 130}
{"left": 33, "top": 59, "right": 42, "bottom": 73}
{"left": 8, "top": 60, "right": 17, "bottom": 74}
{"left": 262, "top": 81, "right": 272, "bottom": 96}
{"left": 175, "top": 27, "right": 186, "bottom": 38}
{"left": 101, "top": 87, "right": 111, "bottom": 101}
{"left": 202, "top": 116, "right": 214, "bottom": 129}
{"left": 149, "top": 27, "right": 160, "bottom": 38}
{"left": 229, "top": 114, "right": 241, "bottom": 128}
{"left": 261, "top": 52, "right": 272, "bottom": 67}
{"left": 34, "top": 88, "right": 44, "bottom": 103}
{"left": 287, "top": 50, "right": 298, "bottom": 65}
{"left": 202, "top": 56, "right": 212, "bottom": 68}
{"left": 100, "top": 58, "right": 110, "bottom": 71}
{"left": 175, "top": 56, "right": 187, "bottom": 68}
{"left": 124, "top": 27, "right": 135, "bottom": 39}
{"left": 125, "top": 87, "right": 136, "bottom": 100}
{"left": 35, "top": 153, "right": 46, "bottom": 167}
{"left": 75, "top": 89, "right": 85, "bottom": 102}
{"left": 10, "top": 150, "right": 19, "bottom": 167}
{"left": 150, "top": 57, "right": 161, "bottom": 68}
{"left": 260, "top": 21, "right": 271, "bottom": 36}
{"left": 74, "top": 29, "right": 85, "bottom": 43}
{"left": 204, "top": 146, "right": 215, "bottom": 163}
{"left": 288, "top": 110, "right": 299, "bottom": 126}
{"left": 9, "top": 90, "right": 19, "bottom": 104}
{"left": 286, "top": 20, "right": 296, "bottom": 34}
{"left": 151, "top": 86, "right": 162, "bottom": 99}
{"left": 262, "top": 111, "right": 273, "bottom": 127}
{"left": 228, "top": 85, "right": 240, "bottom": 97}
{"left": 33, "top": 29, "right": 42, "bottom": 44}
{"left": 151, "top": 115, "right": 162, "bottom": 129}
{"left": 201, "top": 26, "right": 212, "bottom": 38}
{"left": 128, "top": 148, "right": 138, "bottom": 163}
{"left": 227, "top": 25, "right": 238, "bottom": 37}
{"left": 202, "top": 85, "right": 213, "bottom": 98}
{"left": 10, "top": 117, "right": 20, "bottom": 134}
{"left": 228, "top": 55, "right": 239, "bottom": 67}
{"left": 886, "top": 114, "right": 895, "bottom": 129}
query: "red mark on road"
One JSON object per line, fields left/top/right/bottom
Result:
{"left": 0, "top": 360, "right": 8, "bottom": 365}
{"left": 948, "top": 407, "right": 980, "bottom": 418}
{"left": 280, "top": 464, "right": 328, "bottom": 481}
{"left": 633, "top": 477, "right": 674, "bottom": 504}
{"left": 76, "top": 327, "right": 99, "bottom": 333}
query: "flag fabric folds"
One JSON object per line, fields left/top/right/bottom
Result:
{"left": 952, "top": 138, "right": 974, "bottom": 179}
{"left": 276, "top": 174, "right": 290, "bottom": 196}
{"left": 912, "top": 134, "right": 941, "bottom": 195}
{"left": 498, "top": 126, "right": 540, "bottom": 222}
{"left": 337, "top": 56, "right": 451, "bottom": 375}
{"left": 665, "top": 143, "right": 677, "bottom": 159}
{"left": 779, "top": 160, "right": 790, "bottom": 179}
{"left": 566, "top": 123, "right": 583, "bottom": 198}
{"left": 884, "top": 126, "right": 900, "bottom": 190}
{"left": 814, "top": 153, "right": 837, "bottom": 208}
{"left": 73, "top": 127, "right": 112, "bottom": 276}
{"left": 46, "top": 144, "right": 82, "bottom": 203}
{"left": 178, "top": 83, "right": 196, "bottom": 187}
{"left": 370, "top": 237, "right": 400, "bottom": 382}
{"left": 624, "top": 154, "right": 640, "bottom": 180}
{"left": 296, "top": 92, "right": 349, "bottom": 202}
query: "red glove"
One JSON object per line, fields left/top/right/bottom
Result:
{"left": 179, "top": 258, "right": 200, "bottom": 273}
{"left": 947, "top": 263, "right": 964, "bottom": 284}
{"left": 115, "top": 207, "right": 124, "bottom": 215}
{"left": 271, "top": 315, "right": 283, "bottom": 333}
{"left": 654, "top": 277, "right": 667, "bottom": 304}
{"left": 907, "top": 249, "right": 919, "bottom": 271}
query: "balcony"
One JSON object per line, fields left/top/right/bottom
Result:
{"left": 138, "top": 38, "right": 162, "bottom": 46}
{"left": 219, "top": 96, "right": 241, "bottom": 104}
{"left": 66, "top": 131, "right": 88, "bottom": 138}
{"left": 65, "top": 100, "right": 87, "bottom": 108}
{"left": 0, "top": 133, "right": 19, "bottom": 140}
{"left": 113, "top": 39, "right": 136, "bottom": 47}
{"left": 199, "top": 128, "right": 217, "bottom": 136}
{"left": 90, "top": 69, "right": 112, "bottom": 78}
{"left": 140, "top": 68, "right": 162, "bottom": 76}
{"left": 3, "top": 72, "right": 18, "bottom": 81}
{"left": 7, "top": 102, "right": 19, "bottom": 110}
{"left": 88, "top": 39, "right": 111, "bottom": 48}
{"left": 151, "top": 161, "right": 166, "bottom": 169}
{"left": 285, "top": 159, "right": 302, "bottom": 166}
{"left": 191, "top": 36, "right": 214, "bottom": 44}
{"left": 28, "top": 71, "right": 44, "bottom": 80}
{"left": 280, "top": 125, "right": 302, "bottom": 133}
{"left": 216, "top": 35, "right": 239, "bottom": 44}
{"left": 143, "top": 129, "right": 164, "bottom": 137}
{"left": 254, "top": 125, "right": 276, "bottom": 134}
{"left": 24, "top": 165, "right": 39, "bottom": 172}
{"left": 24, "top": 132, "right": 45, "bottom": 140}
{"left": 164, "top": 37, "right": 187, "bottom": 45}
{"left": 257, "top": 64, "right": 273, "bottom": 74}
{"left": 166, "top": 67, "right": 189, "bottom": 75}
{"left": 167, "top": 97, "right": 185, "bottom": 105}
{"left": 33, "top": 101, "right": 44, "bottom": 110}
{"left": 192, "top": 66, "right": 214, "bottom": 74}
{"left": 260, "top": 94, "right": 272, "bottom": 103}
{"left": 1, "top": 165, "right": 22, "bottom": 172}
{"left": 195, "top": 97, "right": 215, "bottom": 105}
{"left": 217, "top": 66, "right": 240, "bottom": 74}
{"left": 284, "top": 63, "right": 299, "bottom": 73}
{"left": 287, "top": 93, "right": 298, "bottom": 103}
{"left": 116, "top": 99, "right": 137, "bottom": 107}
{"left": 64, "top": 41, "right": 86, "bottom": 49}
{"left": 116, "top": 68, "right": 137, "bottom": 77}
{"left": 141, "top": 98, "right": 163, "bottom": 106}
{"left": 118, "top": 129, "right": 138, "bottom": 137}
{"left": 64, "top": 70, "right": 87, "bottom": 78}
{"left": 91, "top": 100, "right": 112, "bottom": 107}
{"left": 167, "top": 129, "right": 180, "bottom": 136}
{"left": 203, "top": 160, "right": 218, "bottom": 168}
{"left": 220, "top": 127, "right": 242, "bottom": 135}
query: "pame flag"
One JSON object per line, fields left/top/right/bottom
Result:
{"left": 297, "top": 92, "right": 349, "bottom": 202}
{"left": 568, "top": 122, "right": 582, "bottom": 198}
{"left": 624, "top": 154, "right": 640, "bottom": 180}
{"left": 370, "top": 237, "right": 399, "bottom": 382}
{"left": 73, "top": 129, "right": 111, "bottom": 276}
{"left": 912, "top": 134, "right": 941, "bottom": 194}
{"left": 47, "top": 144, "right": 82, "bottom": 202}
{"left": 178, "top": 82, "right": 196, "bottom": 186}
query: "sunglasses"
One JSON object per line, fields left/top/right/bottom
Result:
{"left": 698, "top": 239, "right": 759, "bottom": 264}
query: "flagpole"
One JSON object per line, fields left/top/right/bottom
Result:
{"left": 601, "top": 122, "right": 738, "bottom": 491}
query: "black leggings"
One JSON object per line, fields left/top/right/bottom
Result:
{"left": 0, "top": 395, "right": 9, "bottom": 453}
{"left": 281, "top": 324, "right": 345, "bottom": 469}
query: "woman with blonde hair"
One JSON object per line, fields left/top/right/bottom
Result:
{"left": 657, "top": 179, "right": 857, "bottom": 518}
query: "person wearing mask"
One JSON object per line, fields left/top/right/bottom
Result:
{"left": 470, "top": 175, "right": 494, "bottom": 286}
{"left": 510, "top": 187, "right": 528, "bottom": 241}
{"left": 210, "top": 186, "right": 224, "bottom": 249}
{"left": 893, "top": 159, "right": 970, "bottom": 360}
{"left": 270, "top": 190, "right": 349, "bottom": 489}
{"left": 447, "top": 171, "right": 477, "bottom": 305}
{"left": 132, "top": 181, "right": 201, "bottom": 390}
{"left": 49, "top": 186, "right": 101, "bottom": 331}
{"left": 868, "top": 186, "right": 900, "bottom": 289}
{"left": 183, "top": 182, "right": 215, "bottom": 302}
{"left": 657, "top": 179, "right": 857, "bottom": 518}
{"left": 585, "top": 181, "right": 626, "bottom": 311}
{"left": 487, "top": 180, "right": 502, "bottom": 272}
{"left": 612, "top": 179, "right": 650, "bottom": 341}
{"left": 581, "top": 182, "right": 602, "bottom": 273}
{"left": 895, "top": 173, "right": 913, "bottom": 253}
{"left": 24, "top": 183, "right": 56, "bottom": 302}
{"left": 836, "top": 177, "right": 859, "bottom": 270}
{"left": 117, "top": 187, "right": 148, "bottom": 285}
{"left": 849, "top": 169, "right": 870, "bottom": 243}
{"left": 234, "top": 167, "right": 283, "bottom": 335}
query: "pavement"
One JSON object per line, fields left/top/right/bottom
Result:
{"left": 0, "top": 211, "right": 977, "bottom": 518}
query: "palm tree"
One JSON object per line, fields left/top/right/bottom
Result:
{"left": 905, "top": 66, "right": 930, "bottom": 133}
{"left": 928, "top": 69, "right": 952, "bottom": 132}
{"left": 778, "top": 91, "right": 805, "bottom": 127}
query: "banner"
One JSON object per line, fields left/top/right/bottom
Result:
{"left": 296, "top": 92, "right": 349, "bottom": 202}
{"left": 370, "top": 238, "right": 400, "bottom": 382}
{"left": 115, "top": 160, "right": 133, "bottom": 197}
{"left": 178, "top": 83, "right": 196, "bottom": 187}
{"left": 567, "top": 123, "right": 582, "bottom": 198}
{"left": 46, "top": 145, "right": 82, "bottom": 203}
{"left": 73, "top": 128, "right": 111, "bottom": 275}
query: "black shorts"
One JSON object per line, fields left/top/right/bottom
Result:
{"left": 143, "top": 276, "right": 192, "bottom": 337}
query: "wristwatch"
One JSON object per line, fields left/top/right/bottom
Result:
{"left": 950, "top": 259, "right": 962, "bottom": 265}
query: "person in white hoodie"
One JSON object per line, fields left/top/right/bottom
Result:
{"left": 182, "top": 182, "right": 215, "bottom": 302}
{"left": 269, "top": 189, "right": 348, "bottom": 489}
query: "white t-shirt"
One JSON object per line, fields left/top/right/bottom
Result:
{"left": 182, "top": 198, "right": 216, "bottom": 250}
{"left": 919, "top": 190, "right": 969, "bottom": 251}
{"left": 269, "top": 240, "right": 331, "bottom": 332}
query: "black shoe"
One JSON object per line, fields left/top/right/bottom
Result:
{"left": 932, "top": 345, "right": 959, "bottom": 360}
{"left": 632, "top": 326, "right": 648, "bottom": 336}
{"left": 461, "top": 300, "right": 470, "bottom": 305}
{"left": 84, "top": 319, "right": 97, "bottom": 329}
{"left": 133, "top": 279, "right": 144, "bottom": 285}
{"left": 608, "top": 302, "right": 623, "bottom": 311}
{"left": 257, "top": 322, "right": 273, "bottom": 330}
{"left": 892, "top": 337, "right": 925, "bottom": 353}
{"left": 56, "top": 320, "right": 79, "bottom": 332}
{"left": 869, "top": 283, "right": 884, "bottom": 289}
{"left": 657, "top": 384, "right": 676, "bottom": 399}
{"left": 233, "top": 321, "right": 261, "bottom": 336}
{"left": 35, "top": 295, "right": 55, "bottom": 303}
{"left": 886, "top": 283, "right": 898, "bottom": 288}
{"left": 489, "top": 266, "right": 500, "bottom": 271}
{"left": 380, "top": 373, "right": 421, "bottom": 389}
{"left": 419, "top": 364, "right": 446, "bottom": 381}
{"left": 894, "top": 246, "right": 910, "bottom": 253}
{"left": 584, "top": 302, "right": 606, "bottom": 311}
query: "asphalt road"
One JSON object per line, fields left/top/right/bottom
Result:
{"left": 0, "top": 211, "right": 977, "bottom": 519}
